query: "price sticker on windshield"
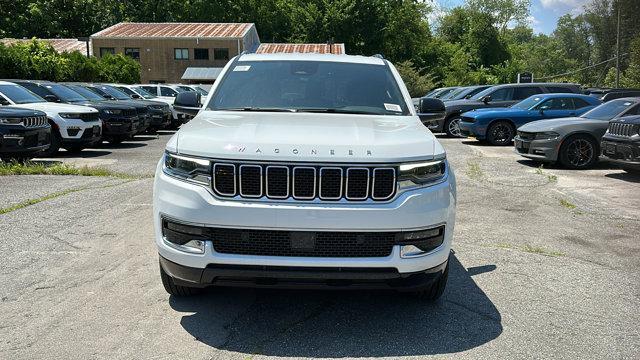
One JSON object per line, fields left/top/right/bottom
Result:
{"left": 384, "top": 103, "right": 402, "bottom": 112}
{"left": 233, "top": 65, "right": 251, "bottom": 72}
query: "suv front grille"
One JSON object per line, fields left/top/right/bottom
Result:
{"left": 608, "top": 122, "right": 637, "bottom": 137}
{"left": 20, "top": 116, "right": 48, "bottom": 127}
{"left": 212, "top": 162, "right": 397, "bottom": 202}
{"left": 210, "top": 228, "right": 396, "bottom": 257}
{"left": 79, "top": 113, "right": 99, "bottom": 122}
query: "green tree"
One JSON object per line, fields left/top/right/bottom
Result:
{"left": 394, "top": 60, "right": 437, "bottom": 97}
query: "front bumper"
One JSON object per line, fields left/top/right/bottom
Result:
{"left": 149, "top": 109, "right": 172, "bottom": 128}
{"left": 153, "top": 160, "right": 456, "bottom": 276}
{"left": 160, "top": 255, "right": 448, "bottom": 290}
{"left": 601, "top": 137, "right": 640, "bottom": 169}
{"left": 60, "top": 122, "right": 102, "bottom": 145}
{"left": 0, "top": 126, "right": 51, "bottom": 155}
{"left": 513, "top": 135, "right": 560, "bottom": 162}
{"left": 459, "top": 121, "right": 485, "bottom": 139}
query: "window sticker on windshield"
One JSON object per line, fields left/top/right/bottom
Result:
{"left": 623, "top": 102, "right": 632, "bottom": 106}
{"left": 233, "top": 65, "right": 251, "bottom": 72}
{"left": 384, "top": 103, "right": 402, "bottom": 112}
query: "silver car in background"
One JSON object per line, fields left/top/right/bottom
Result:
{"left": 514, "top": 97, "right": 640, "bottom": 169}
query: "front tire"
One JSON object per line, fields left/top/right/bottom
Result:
{"left": 40, "top": 130, "right": 61, "bottom": 157}
{"left": 159, "top": 261, "right": 202, "bottom": 296}
{"left": 412, "top": 262, "right": 449, "bottom": 302}
{"left": 559, "top": 134, "right": 598, "bottom": 169}
{"left": 444, "top": 116, "right": 464, "bottom": 137}
{"left": 486, "top": 121, "right": 515, "bottom": 146}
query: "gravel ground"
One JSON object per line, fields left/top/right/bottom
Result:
{"left": 0, "top": 134, "right": 638, "bottom": 359}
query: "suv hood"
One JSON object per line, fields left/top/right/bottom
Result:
{"left": 8, "top": 102, "right": 98, "bottom": 115}
{"left": 173, "top": 111, "right": 442, "bottom": 162}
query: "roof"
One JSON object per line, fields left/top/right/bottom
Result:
{"left": 256, "top": 43, "right": 345, "bottom": 55}
{"left": 92, "top": 22, "right": 254, "bottom": 39}
{"left": 181, "top": 67, "right": 224, "bottom": 80}
{"left": 0, "top": 38, "right": 89, "bottom": 54}
{"left": 238, "top": 53, "right": 385, "bottom": 65}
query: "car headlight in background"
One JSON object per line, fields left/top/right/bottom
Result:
{"left": 163, "top": 152, "right": 211, "bottom": 186}
{"left": 534, "top": 131, "right": 560, "bottom": 140}
{"left": 102, "top": 109, "right": 122, "bottom": 115}
{"left": 0, "top": 117, "right": 23, "bottom": 124}
{"left": 58, "top": 113, "right": 81, "bottom": 119}
{"left": 398, "top": 158, "right": 447, "bottom": 189}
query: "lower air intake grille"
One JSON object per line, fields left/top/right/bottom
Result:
{"left": 210, "top": 228, "right": 396, "bottom": 257}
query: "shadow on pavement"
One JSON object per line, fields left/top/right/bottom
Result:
{"left": 55, "top": 150, "right": 112, "bottom": 158}
{"left": 605, "top": 171, "right": 640, "bottom": 183}
{"left": 169, "top": 255, "right": 502, "bottom": 357}
{"left": 516, "top": 159, "right": 622, "bottom": 171}
{"left": 95, "top": 142, "right": 147, "bottom": 150}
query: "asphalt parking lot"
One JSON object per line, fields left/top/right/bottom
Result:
{"left": 1, "top": 132, "right": 639, "bottom": 359}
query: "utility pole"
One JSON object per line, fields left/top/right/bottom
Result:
{"left": 615, "top": 2, "right": 621, "bottom": 88}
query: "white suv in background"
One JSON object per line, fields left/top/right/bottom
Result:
{"left": 0, "top": 81, "right": 101, "bottom": 155}
{"left": 115, "top": 84, "right": 183, "bottom": 126}
{"left": 153, "top": 54, "right": 456, "bottom": 301}
{"left": 138, "top": 84, "right": 186, "bottom": 101}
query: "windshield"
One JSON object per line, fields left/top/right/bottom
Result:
{"left": 208, "top": 60, "right": 410, "bottom": 115}
{"left": 512, "top": 95, "right": 544, "bottom": 110}
{"left": 441, "top": 87, "right": 466, "bottom": 100}
{"left": 581, "top": 99, "right": 636, "bottom": 120}
{"left": 473, "top": 86, "right": 498, "bottom": 100}
{"left": 0, "top": 84, "right": 46, "bottom": 104}
{"left": 45, "top": 84, "right": 87, "bottom": 102}
{"left": 179, "top": 85, "right": 209, "bottom": 96}
{"left": 128, "top": 86, "right": 156, "bottom": 99}
{"left": 98, "top": 85, "right": 131, "bottom": 100}
{"left": 65, "top": 85, "right": 105, "bottom": 101}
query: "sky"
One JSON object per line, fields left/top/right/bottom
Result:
{"left": 430, "top": 0, "right": 591, "bottom": 34}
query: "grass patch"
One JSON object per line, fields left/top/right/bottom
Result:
{"left": 466, "top": 161, "right": 484, "bottom": 180}
{"left": 0, "top": 188, "right": 83, "bottom": 215}
{"left": 535, "top": 165, "right": 544, "bottom": 175}
{"left": 0, "top": 161, "right": 146, "bottom": 179}
{"left": 547, "top": 174, "right": 558, "bottom": 182}
{"left": 559, "top": 198, "right": 577, "bottom": 210}
{"left": 522, "top": 244, "right": 566, "bottom": 257}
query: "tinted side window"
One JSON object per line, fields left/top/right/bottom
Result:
{"left": 21, "top": 84, "right": 50, "bottom": 98}
{"left": 572, "top": 98, "right": 591, "bottom": 109}
{"left": 141, "top": 86, "right": 157, "bottom": 95}
{"left": 540, "top": 97, "right": 574, "bottom": 110}
{"left": 489, "top": 88, "right": 514, "bottom": 101}
{"left": 514, "top": 87, "right": 542, "bottom": 100}
{"left": 547, "top": 86, "right": 575, "bottom": 93}
{"left": 160, "top": 87, "right": 177, "bottom": 97}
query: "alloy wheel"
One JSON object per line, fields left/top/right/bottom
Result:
{"left": 566, "top": 139, "right": 594, "bottom": 168}
{"left": 448, "top": 118, "right": 462, "bottom": 137}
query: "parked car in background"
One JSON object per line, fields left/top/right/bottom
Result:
{"left": 11, "top": 80, "right": 140, "bottom": 144}
{"left": 459, "top": 93, "right": 600, "bottom": 145}
{"left": 436, "top": 83, "right": 583, "bottom": 137}
{"left": 83, "top": 84, "right": 172, "bottom": 132}
{"left": 173, "top": 84, "right": 209, "bottom": 98}
{"left": 0, "top": 81, "right": 101, "bottom": 155}
{"left": 515, "top": 97, "right": 640, "bottom": 169}
{"left": 440, "top": 85, "right": 491, "bottom": 102}
{"left": 0, "top": 107, "right": 50, "bottom": 162}
{"left": 138, "top": 84, "right": 187, "bottom": 101}
{"left": 424, "top": 87, "right": 459, "bottom": 99}
{"left": 601, "top": 114, "right": 640, "bottom": 174}
{"left": 115, "top": 84, "right": 186, "bottom": 128}
{"left": 585, "top": 88, "right": 640, "bottom": 101}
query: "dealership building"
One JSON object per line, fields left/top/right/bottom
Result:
{"left": 90, "top": 22, "right": 345, "bottom": 83}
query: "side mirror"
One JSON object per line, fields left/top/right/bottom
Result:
{"left": 131, "top": 94, "right": 141, "bottom": 99}
{"left": 480, "top": 95, "right": 491, "bottom": 104}
{"left": 44, "top": 94, "right": 59, "bottom": 102}
{"left": 174, "top": 92, "right": 202, "bottom": 116}
{"left": 539, "top": 105, "right": 550, "bottom": 113}
{"left": 418, "top": 97, "right": 445, "bottom": 114}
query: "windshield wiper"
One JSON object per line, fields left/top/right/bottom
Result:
{"left": 218, "top": 107, "right": 296, "bottom": 112}
{"left": 295, "top": 108, "right": 385, "bottom": 115}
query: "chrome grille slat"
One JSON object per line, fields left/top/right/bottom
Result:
{"left": 21, "top": 116, "right": 47, "bottom": 128}
{"left": 608, "top": 122, "right": 636, "bottom": 137}
{"left": 210, "top": 162, "right": 396, "bottom": 202}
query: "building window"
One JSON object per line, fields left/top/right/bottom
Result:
{"left": 174, "top": 48, "right": 189, "bottom": 60}
{"left": 125, "top": 48, "right": 140, "bottom": 60}
{"left": 194, "top": 48, "right": 209, "bottom": 60}
{"left": 214, "top": 48, "right": 229, "bottom": 60}
{"left": 100, "top": 47, "right": 115, "bottom": 57}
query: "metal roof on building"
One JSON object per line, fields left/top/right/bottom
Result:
{"left": 0, "top": 38, "right": 90, "bottom": 55}
{"left": 92, "top": 22, "right": 254, "bottom": 39}
{"left": 181, "top": 67, "right": 225, "bottom": 80}
{"left": 256, "top": 43, "right": 345, "bottom": 55}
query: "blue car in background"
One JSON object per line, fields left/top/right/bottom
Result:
{"left": 459, "top": 93, "right": 602, "bottom": 145}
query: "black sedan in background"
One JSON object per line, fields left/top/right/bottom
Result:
{"left": 0, "top": 107, "right": 50, "bottom": 161}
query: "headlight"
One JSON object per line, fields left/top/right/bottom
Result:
{"left": 163, "top": 152, "right": 211, "bottom": 186}
{"left": 102, "top": 109, "right": 122, "bottom": 115}
{"left": 534, "top": 131, "right": 560, "bottom": 140}
{"left": 0, "top": 117, "right": 22, "bottom": 124}
{"left": 398, "top": 158, "right": 447, "bottom": 189}
{"left": 58, "top": 113, "right": 80, "bottom": 119}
